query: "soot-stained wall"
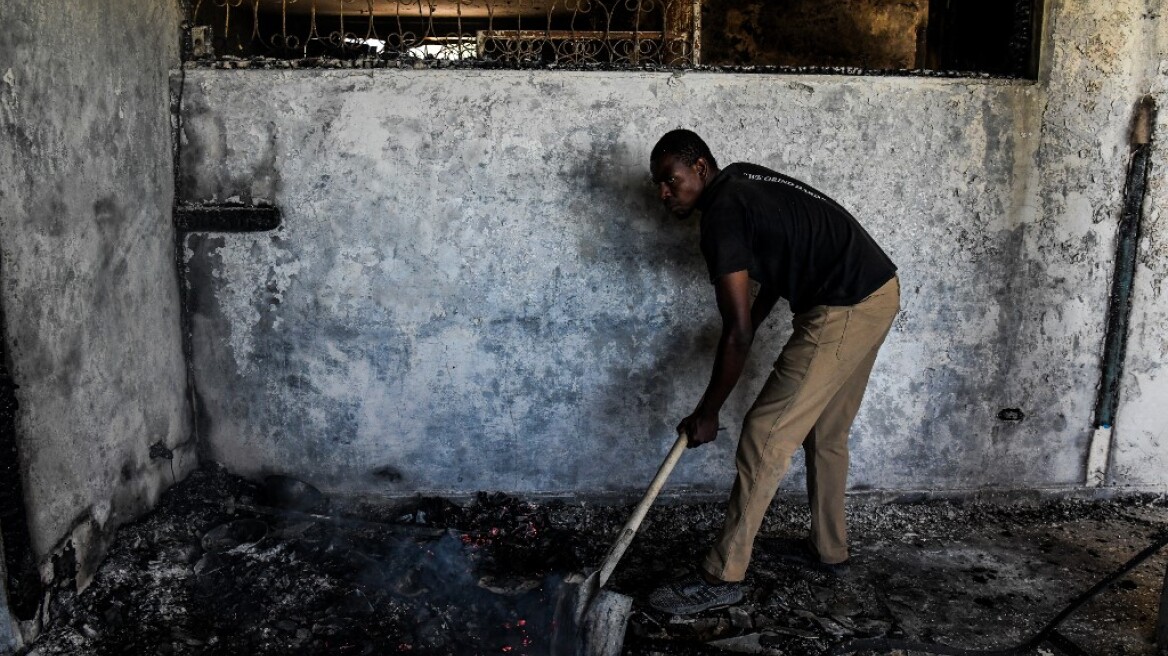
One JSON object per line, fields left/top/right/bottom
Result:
{"left": 180, "top": 72, "right": 1040, "bottom": 496}
{"left": 0, "top": 0, "right": 193, "bottom": 614}
{"left": 179, "top": 0, "right": 1167, "bottom": 497}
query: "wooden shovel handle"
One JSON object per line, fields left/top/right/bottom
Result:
{"left": 595, "top": 432, "right": 689, "bottom": 589}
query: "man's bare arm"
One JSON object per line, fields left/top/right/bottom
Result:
{"left": 678, "top": 270, "right": 754, "bottom": 447}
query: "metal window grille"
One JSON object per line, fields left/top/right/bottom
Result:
{"left": 189, "top": 0, "right": 701, "bottom": 67}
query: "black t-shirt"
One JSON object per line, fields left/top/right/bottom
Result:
{"left": 698, "top": 163, "right": 897, "bottom": 314}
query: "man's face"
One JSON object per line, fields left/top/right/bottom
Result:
{"left": 651, "top": 153, "right": 709, "bottom": 219}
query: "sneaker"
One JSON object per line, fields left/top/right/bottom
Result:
{"left": 648, "top": 574, "right": 745, "bottom": 615}
{"left": 771, "top": 538, "right": 851, "bottom": 577}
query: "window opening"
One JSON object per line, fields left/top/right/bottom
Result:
{"left": 188, "top": 0, "right": 1042, "bottom": 78}
{"left": 191, "top": 0, "right": 699, "bottom": 67}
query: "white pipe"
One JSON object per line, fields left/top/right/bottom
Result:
{"left": 1085, "top": 424, "right": 1113, "bottom": 487}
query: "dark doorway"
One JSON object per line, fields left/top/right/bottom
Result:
{"left": 0, "top": 280, "right": 42, "bottom": 621}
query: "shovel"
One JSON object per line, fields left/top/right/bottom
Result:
{"left": 554, "top": 432, "right": 691, "bottom": 656}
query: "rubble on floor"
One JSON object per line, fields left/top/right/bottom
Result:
{"left": 23, "top": 467, "right": 1168, "bottom": 655}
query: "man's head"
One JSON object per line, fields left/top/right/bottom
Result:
{"left": 650, "top": 130, "right": 720, "bottom": 219}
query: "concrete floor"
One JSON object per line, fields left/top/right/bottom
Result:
{"left": 612, "top": 492, "right": 1168, "bottom": 655}
{"left": 21, "top": 468, "right": 1168, "bottom": 655}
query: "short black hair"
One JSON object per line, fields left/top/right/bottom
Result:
{"left": 651, "top": 129, "right": 718, "bottom": 169}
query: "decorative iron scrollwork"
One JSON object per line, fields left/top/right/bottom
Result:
{"left": 189, "top": 0, "right": 700, "bottom": 66}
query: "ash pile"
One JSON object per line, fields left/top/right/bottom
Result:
{"left": 28, "top": 469, "right": 594, "bottom": 655}
{"left": 23, "top": 467, "right": 1168, "bottom": 655}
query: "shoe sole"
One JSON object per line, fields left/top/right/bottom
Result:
{"left": 649, "top": 591, "right": 746, "bottom": 616}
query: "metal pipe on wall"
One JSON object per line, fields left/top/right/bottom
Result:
{"left": 1086, "top": 95, "right": 1157, "bottom": 487}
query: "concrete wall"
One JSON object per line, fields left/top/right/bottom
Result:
{"left": 179, "top": 0, "right": 1168, "bottom": 498}
{"left": 0, "top": 0, "right": 193, "bottom": 612}
{"left": 1112, "top": 7, "right": 1168, "bottom": 488}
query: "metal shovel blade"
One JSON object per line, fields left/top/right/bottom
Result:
{"left": 550, "top": 433, "right": 688, "bottom": 655}
{"left": 550, "top": 570, "right": 633, "bottom": 656}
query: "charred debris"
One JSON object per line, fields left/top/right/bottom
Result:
{"left": 22, "top": 467, "right": 1168, "bottom": 656}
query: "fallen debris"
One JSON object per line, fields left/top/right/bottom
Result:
{"left": 21, "top": 467, "right": 1168, "bottom": 656}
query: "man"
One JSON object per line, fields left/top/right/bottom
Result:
{"left": 646, "top": 130, "right": 899, "bottom": 615}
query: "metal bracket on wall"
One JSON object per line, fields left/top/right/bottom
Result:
{"left": 174, "top": 203, "right": 282, "bottom": 233}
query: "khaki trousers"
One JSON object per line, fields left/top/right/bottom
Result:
{"left": 702, "top": 276, "right": 900, "bottom": 582}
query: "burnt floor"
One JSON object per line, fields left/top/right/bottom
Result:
{"left": 22, "top": 467, "right": 1168, "bottom": 655}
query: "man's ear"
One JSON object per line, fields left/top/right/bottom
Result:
{"left": 695, "top": 157, "right": 709, "bottom": 180}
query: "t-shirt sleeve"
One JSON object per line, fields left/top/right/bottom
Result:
{"left": 700, "top": 201, "right": 753, "bottom": 283}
